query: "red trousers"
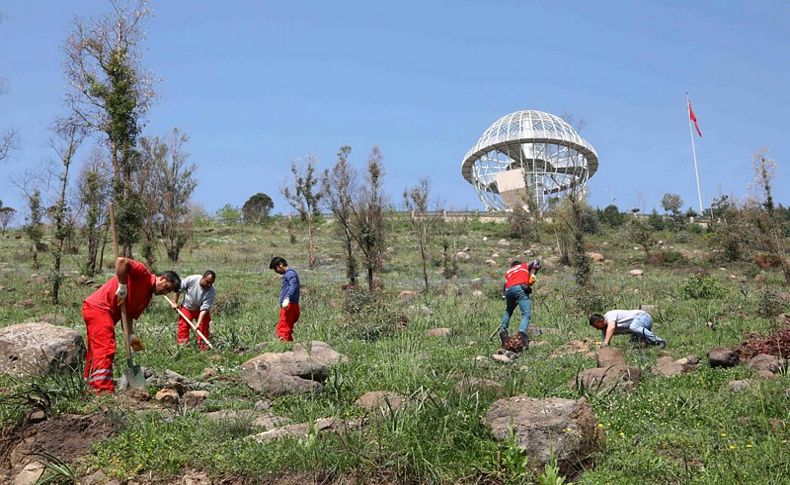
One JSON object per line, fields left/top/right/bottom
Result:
{"left": 82, "top": 302, "right": 116, "bottom": 393}
{"left": 277, "top": 303, "right": 300, "bottom": 341}
{"left": 176, "top": 306, "right": 211, "bottom": 351}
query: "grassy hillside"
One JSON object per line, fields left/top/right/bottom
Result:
{"left": 0, "top": 216, "right": 788, "bottom": 484}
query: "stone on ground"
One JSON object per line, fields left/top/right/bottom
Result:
{"left": 155, "top": 388, "right": 180, "bottom": 405}
{"left": 728, "top": 379, "right": 752, "bottom": 392}
{"left": 453, "top": 377, "right": 504, "bottom": 395}
{"left": 425, "top": 327, "right": 452, "bottom": 337}
{"left": 354, "top": 391, "right": 408, "bottom": 414}
{"left": 484, "top": 396, "right": 605, "bottom": 475}
{"left": 708, "top": 348, "right": 739, "bottom": 368}
{"left": 573, "top": 365, "right": 641, "bottom": 392}
{"left": 0, "top": 322, "right": 85, "bottom": 378}
{"left": 12, "top": 461, "right": 45, "bottom": 485}
{"left": 183, "top": 390, "right": 210, "bottom": 408}
{"left": 747, "top": 354, "right": 784, "bottom": 374}
{"left": 248, "top": 417, "right": 366, "bottom": 444}
{"left": 596, "top": 347, "right": 626, "bottom": 367}
{"left": 240, "top": 341, "right": 348, "bottom": 397}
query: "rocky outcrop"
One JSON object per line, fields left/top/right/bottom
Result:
{"left": 484, "top": 396, "right": 605, "bottom": 475}
{"left": 0, "top": 322, "right": 85, "bottom": 377}
{"left": 240, "top": 341, "right": 347, "bottom": 397}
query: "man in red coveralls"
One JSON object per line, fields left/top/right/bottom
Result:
{"left": 82, "top": 257, "right": 181, "bottom": 393}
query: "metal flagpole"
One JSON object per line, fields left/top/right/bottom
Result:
{"left": 686, "top": 93, "right": 704, "bottom": 215}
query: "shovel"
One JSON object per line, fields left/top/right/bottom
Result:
{"left": 109, "top": 203, "right": 147, "bottom": 391}
{"left": 163, "top": 295, "right": 214, "bottom": 350}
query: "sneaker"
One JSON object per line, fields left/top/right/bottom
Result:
{"left": 656, "top": 340, "right": 667, "bottom": 350}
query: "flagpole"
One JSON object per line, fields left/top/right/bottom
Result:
{"left": 686, "top": 93, "right": 704, "bottom": 215}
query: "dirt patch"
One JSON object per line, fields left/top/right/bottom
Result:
{"left": 550, "top": 339, "right": 596, "bottom": 359}
{"left": 738, "top": 324, "right": 790, "bottom": 360}
{"left": 0, "top": 413, "right": 116, "bottom": 480}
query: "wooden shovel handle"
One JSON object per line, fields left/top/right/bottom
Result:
{"left": 109, "top": 202, "right": 134, "bottom": 356}
{"left": 164, "top": 295, "right": 214, "bottom": 350}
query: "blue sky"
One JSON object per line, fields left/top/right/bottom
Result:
{"left": 1, "top": 1, "right": 789, "bottom": 217}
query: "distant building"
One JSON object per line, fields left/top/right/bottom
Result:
{"left": 460, "top": 110, "right": 599, "bottom": 213}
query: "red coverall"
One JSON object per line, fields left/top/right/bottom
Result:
{"left": 82, "top": 260, "right": 155, "bottom": 393}
{"left": 176, "top": 306, "right": 211, "bottom": 351}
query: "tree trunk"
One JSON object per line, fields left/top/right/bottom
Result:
{"left": 307, "top": 218, "right": 316, "bottom": 269}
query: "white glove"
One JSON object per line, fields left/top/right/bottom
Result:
{"left": 281, "top": 298, "right": 290, "bottom": 308}
{"left": 116, "top": 283, "right": 128, "bottom": 300}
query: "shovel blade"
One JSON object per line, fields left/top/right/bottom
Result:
{"left": 125, "top": 361, "right": 147, "bottom": 390}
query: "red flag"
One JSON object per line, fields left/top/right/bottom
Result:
{"left": 688, "top": 97, "right": 702, "bottom": 137}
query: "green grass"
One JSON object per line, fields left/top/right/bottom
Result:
{"left": 1, "top": 219, "right": 789, "bottom": 484}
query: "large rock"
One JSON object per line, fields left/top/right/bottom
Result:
{"left": 240, "top": 341, "right": 347, "bottom": 397}
{"left": 573, "top": 365, "right": 640, "bottom": 392}
{"left": 596, "top": 347, "right": 626, "bottom": 367}
{"left": 0, "top": 323, "right": 85, "bottom": 377}
{"left": 708, "top": 348, "right": 739, "bottom": 368}
{"left": 484, "top": 396, "right": 605, "bottom": 475}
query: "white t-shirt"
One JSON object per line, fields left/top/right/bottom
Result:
{"left": 604, "top": 309, "right": 646, "bottom": 334}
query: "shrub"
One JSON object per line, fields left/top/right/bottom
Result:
{"left": 648, "top": 250, "right": 688, "bottom": 267}
{"left": 507, "top": 205, "right": 532, "bottom": 239}
{"left": 599, "top": 204, "right": 625, "bottom": 227}
{"left": 213, "top": 293, "right": 244, "bottom": 316}
{"left": 341, "top": 287, "right": 408, "bottom": 341}
{"left": 681, "top": 274, "right": 725, "bottom": 300}
{"left": 757, "top": 288, "right": 786, "bottom": 318}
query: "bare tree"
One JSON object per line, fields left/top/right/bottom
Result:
{"left": 282, "top": 156, "right": 323, "bottom": 269}
{"left": 403, "top": 178, "right": 432, "bottom": 292}
{"left": 0, "top": 204, "right": 15, "bottom": 235}
{"left": 322, "top": 145, "right": 358, "bottom": 287}
{"left": 747, "top": 150, "right": 790, "bottom": 285}
{"left": 348, "top": 146, "right": 388, "bottom": 291}
{"left": 154, "top": 128, "right": 196, "bottom": 263}
{"left": 75, "top": 148, "right": 111, "bottom": 275}
{"left": 0, "top": 15, "right": 19, "bottom": 163}
{"left": 64, "top": 0, "right": 155, "bottom": 256}
{"left": 49, "top": 118, "right": 86, "bottom": 303}
{"left": 24, "top": 190, "right": 44, "bottom": 270}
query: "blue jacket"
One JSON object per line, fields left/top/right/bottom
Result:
{"left": 280, "top": 268, "right": 300, "bottom": 305}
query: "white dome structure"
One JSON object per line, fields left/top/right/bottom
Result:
{"left": 461, "top": 110, "right": 599, "bottom": 212}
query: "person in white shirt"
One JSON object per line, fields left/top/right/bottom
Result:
{"left": 589, "top": 309, "right": 667, "bottom": 349}
{"left": 171, "top": 270, "right": 216, "bottom": 351}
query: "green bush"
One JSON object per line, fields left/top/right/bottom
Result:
{"left": 681, "top": 274, "right": 725, "bottom": 300}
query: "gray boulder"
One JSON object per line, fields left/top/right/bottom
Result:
{"left": 240, "top": 341, "right": 347, "bottom": 397}
{"left": 0, "top": 322, "right": 85, "bottom": 377}
{"left": 484, "top": 396, "right": 605, "bottom": 475}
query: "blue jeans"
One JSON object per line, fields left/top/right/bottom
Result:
{"left": 500, "top": 285, "right": 532, "bottom": 334}
{"left": 629, "top": 313, "right": 662, "bottom": 344}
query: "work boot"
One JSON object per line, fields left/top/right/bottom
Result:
{"left": 518, "top": 332, "right": 529, "bottom": 350}
{"left": 499, "top": 329, "right": 509, "bottom": 347}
